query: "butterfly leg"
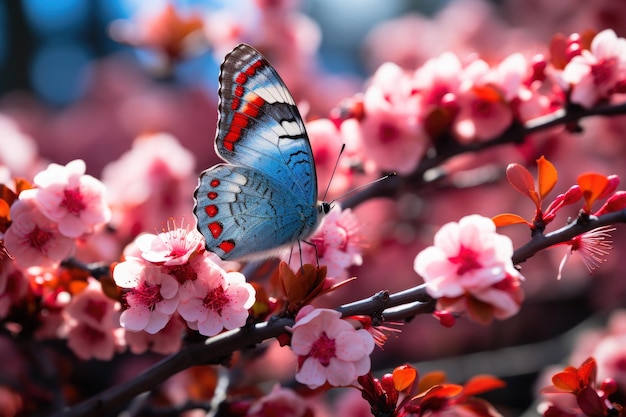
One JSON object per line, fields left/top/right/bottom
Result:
{"left": 301, "top": 239, "right": 320, "bottom": 268}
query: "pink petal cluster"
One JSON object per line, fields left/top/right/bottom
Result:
{"left": 351, "top": 62, "right": 426, "bottom": 175}
{"left": 338, "top": 49, "right": 553, "bottom": 175}
{"left": 281, "top": 205, "right": 363, "bottom": 280}
{"left": 4, "top": 199, "right": 75, "bottom": 270}
{"left": 19, "top": 159, "right": 112, "bottom": 238}
{"left": 114, "top": 259, "right": 180, "bottom": 334}
{"left": 562, "top": 29, "right": 626, "bottom": 108}
{"left": 178, "top": 263, "right": 255, "bottom": 337}
{"left": 414, "top": 215, "right": 524, "bottom": 322}
{"left": 63, "top": 278, "right": 124, "bottom": 360}
{"left": 289, "top": 306, "right": 375, "bottom": 389}
{"left": 101, "top": 133, "right": 196, "bottom": 239}
{"left": 246, "top": 384, "right": 308, "bottom": 417}
{"left": 113, "top": 222, "right": 255, "bottom": 337}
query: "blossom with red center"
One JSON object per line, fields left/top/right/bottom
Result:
{"left": 63, "top": 278, "right": 124, "bottom": 360}
{"left": 101, "top": 132, "right": 196, "bottom": 239}
{"left": 177, "top": 258, "right": 255, "bottom": 337}
{"left": 562, "top": 29, "right": 626, "bottom": 108}
{"left": 452, "top": 58, "right": 514, "bottom": 142}
{"left": 414, "top": 215, "right": 521, "bottom": 298}
{"left": 113, "top": 258, "right": 180, "bottom": 334}
{"left": 246, "top": 384, "right": 309, "bottom": 417}
{"left": 281, "top": 205, "right": 363, "bottom": 280}
{"left": 134, "top": 219, "right": 204, "bottom": 266}
{"left": 354, "top": 62, "right": 426, "bottom": 175}
{"left": 556, "top": 225, "right": 615, "bottom": 280}
{"left": 4, "top": 199, "right": 75, "bottom": 270}
{"left": 19, "top": 159, "right": 112, "bottom": 238}
{"left": 288, "top": 306, "right": 375, "bottom": 389}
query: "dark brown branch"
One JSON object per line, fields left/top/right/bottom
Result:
{"left": 512, "top": 209, "right": 626, "bottom": 265}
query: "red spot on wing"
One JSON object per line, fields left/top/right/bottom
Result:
{"left": 219, "top": 240, "right": 236, "bottom": 253}
{"left": 223, "top": 59, "right": 267, "bottom": 152}
{"left": 210, "top": 179, "right": 220, "bottom": 187}
{"left": 235, "top": 72, "right": 247, "bottom": 84}
{"left": 208, "top": 222, "right": 223, "bottom": 238}
{"left": 205, "top": 204, "right": 218, "bottom": 217}
{"left": 207, "top": 191, "right": 218, "bottom": 200}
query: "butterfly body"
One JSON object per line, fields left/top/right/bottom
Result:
{"left": 194, "top": 44, "right": 326, "bottom": 260}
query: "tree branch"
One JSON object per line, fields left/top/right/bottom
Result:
{"left": 342, "top": 101, "right": 626, "bottom": 210}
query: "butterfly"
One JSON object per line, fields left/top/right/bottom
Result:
{"left": 193, "top": 44, "right": 329, "bottom": 260}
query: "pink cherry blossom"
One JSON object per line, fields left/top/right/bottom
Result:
{"left": 288, "top": 306, "right": 375, "bottom": 389}
{"left": 306, "top": 118, "right": 353, "bottom": 199}
{"left": 113, "top": 258, "right": 180, "bottom": 334}
{"left": 134, "top": 219, "right": 204, "bottom": 266}
{"left": 452, "top": 59, "right": 514, "bottom": 142}
{"left": 124, "top": 314, "right": 185, "bottom": 355}
{"left": 19, "top": 159, "right": 112, "bottom": 238}
{"left": 414, "top": 215, "right": 521, "bottom": 298}
{"left": 356, "top": 62, "right": 426, "bottom": 175}
{"left": 177, "top": 258, "right": 255, "bottom": 337}
{"left": 63, "top": 278, "right": 124, "bottom": 360}
{"left": 282, "top": 205, "right": 362, "bottom": 280}
{"left": 246, "top": 384, "right": 308, "bottom": 417}
{"left": 563, "top": 29, "right": 626, "bottom": 108}
{"left": 4, "top": 199, "right": 75, "bottom": 270}
{"left": 64, "top": 278, "right": 121, "bottom": 330}
{"left": 101, "top": 132, "right": 196, "bottom": 238}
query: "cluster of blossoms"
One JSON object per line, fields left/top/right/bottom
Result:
{"left": 305, "top": 29, "right": 626, "bottom": 179}
{"left": 114, "top": 224, "right": 255, "bottom": 337}
{"left": 3, "top": 159, "right": 111, "bottom": 270}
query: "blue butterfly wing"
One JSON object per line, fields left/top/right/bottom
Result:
{"left": 193, "top": 44, "right": 320, "bottom": 260}
{"left": 194, "top": 165, "right": 318, "bottom": 260}
{"left": 215, "top": 44, "right": 317, "bottom": 206}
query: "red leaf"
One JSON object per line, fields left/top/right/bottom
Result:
{"left": 492, "top": 213, "right": 532, "bottom": 228}
{"left": 578, "top": 173, "right": 610, "bottom": 212}
{"left": 506, "top": 163, "right": 540, "bottom": 208}
{"left": 393, "top": 365, "right": 417, "bottom": 392}
{"left": 577, "top": 357, "right": 597, "bottom": 387}
{"left": 577, "top": 386, "right": 607, "bottom": 417}
{"left": 552, "top": 371, "right": 580, "bottom": 392}
{"left": 537, "top": 156, "right": 558, "bottom": 200}
{"left": 463, "top": 375, "right": 506, "bottom": 397}
{"left": 418, "top": 371, "right": 447, "bottom": 393}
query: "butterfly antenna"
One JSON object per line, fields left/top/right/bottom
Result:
{"left": 330, "top": 172, "right": 397, "bottom": 206}
{"left": 322, "top": 144, "right": 346, "bottom": 202}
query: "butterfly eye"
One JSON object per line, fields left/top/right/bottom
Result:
{"left": 320, "top": 202, "right": 331, "bottom": 215}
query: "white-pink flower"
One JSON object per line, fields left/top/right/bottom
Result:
{"left": 357, "top": 63, "right": 426, "bottom": 175}
{"left": 282, "top": 205, "right": 362, "bottom": 280}
{"left": 113, "top": 258, "right": 180, "bottom": 334}
{"left": 563, "top": 29, "right": 626, "bottom": 108}
{"left": 19, "top": 159, "right": 112, "bottom": 238}
{"left": 414, "top": 214, "right": 521, "bottom": 298}
{"left": 246, "top": 384, "right": 308, "bottom": 417}
{"left": 452, "top": 59, "right": 514, "bottom": 142}
{"left": 63, "top": 278, "right": 124, "bottom": 360}
{"left": 289, "top": 306, "right": 375, "bottom": 389}
{"left": 4, "top": 199, "right": 75, "bottom": 270}
{"left": 177, "top": 257, "right": 255, "bottom": 337}
{"left": 134, "top": 220, "right": 204, "bottom": 266}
